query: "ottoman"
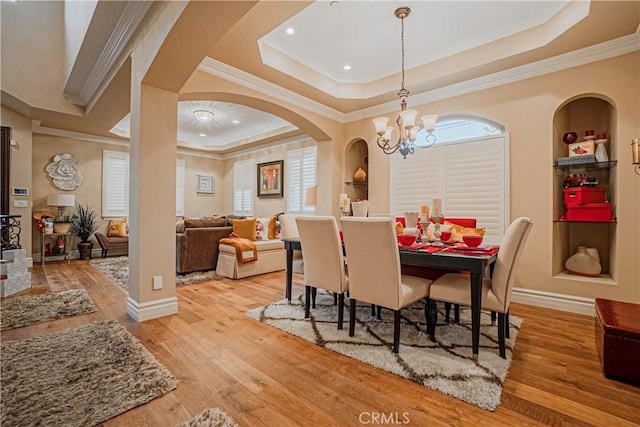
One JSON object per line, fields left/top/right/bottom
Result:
{"left": 595, "top": 298, "right": 640, "bottom": 384}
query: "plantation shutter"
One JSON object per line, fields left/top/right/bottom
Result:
{"left": 176, "top": 159, "right": 185, "bottom": 217}
{"left": 233, "top": 159, "right": 253, "bottom": 216}
{"left": 288, "top": 146, "right": 316, "bottom": 213}
{"left": 391, "top": 135, "right": 508, "bottom": 244}
{"left": 102, "top": 150, "right": 129, "bottom": 218}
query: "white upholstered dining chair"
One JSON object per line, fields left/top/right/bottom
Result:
{"left": 427, "top": 216, "right": 534, "bottom": 358}
{"left": 279, "top": 214, "right": 304, "bottom": 274}
{"left": 296, "top": 216, "right": 349, "bottom": 329}
{"left": 340, "top": 217, "right": 433, "bottom": 353}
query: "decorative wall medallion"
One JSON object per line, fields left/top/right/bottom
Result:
{"left": 46, "top": 153, "right": 83, "bottom": 190}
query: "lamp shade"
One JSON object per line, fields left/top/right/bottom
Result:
{"left": 304, "top": 186, "right": 317, "bottom": 207}
{"left": 399, "top": 110, "right": 418, "bottom": 128}
{"left": 373, "top": 117, "right": 389, "bottom": 134}
{"left": 421, "top": 114, "right": 439, "bottom": 131}
{"left": 47, "top": 194, "right": 75, "bottom": 207}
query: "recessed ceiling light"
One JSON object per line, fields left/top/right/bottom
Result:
{"left": 199, "top": 133, "right": 207, "bottom": 137}
{"left": 232, "top": 120, "right": 240, "bottom": 124}
{"left": 343, "top": 65, "right": 351, "bottom": 71}
{"left": 285, "top": 28, "right": 295, "bottom": 35}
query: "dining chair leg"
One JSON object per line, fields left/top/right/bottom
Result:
{"left": 491, "top": 311, "right": 497, "bottom": 326}
{"left": 454, "top": 304, "right": 460, "bottom": 323}
{"left": 349, "top": 298, "right": 357, "bottom": 337}
{"left": 393, "top": 310, "right": 401, "bottom": 353}
{"left": 371, "top": 304, "right": 376, "bottom": 316}
{"left": 444, "top": 302, "right": 452, "bottom": 323}
{"left": 427, "top": 299, "right": 437, "bottom": 341}
{"left": 505, "top": 311, "right": 510, "bottom": 339}
{"left": 376, "top": 305, "right": 382, "bottom": 320}
{"left": 333, "top": 292, "right": 338, "bottom": 305}
{"left": 305, "top": 286, "right": 311, "bottom": 319}
{"left": 424, "top": 299, "right": 431, "bottom": 335}
{"left": 497, "top": 312, "right": 506, "bottom": 358}
{"left": 311, "top": 288, "right": 317, "bottom": 309}
{"left": 337, "top": 293, "right": 345, "bottom": 330}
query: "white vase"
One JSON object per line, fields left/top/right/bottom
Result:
{"left": 595, "top": 140, "right": 609, "bottom": 162}
{"left": 565, "top": 246, "right": 601, "bottom": 276}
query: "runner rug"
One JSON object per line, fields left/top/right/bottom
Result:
{"left": 90, "top": 256, "right": 219, "bottom": 290}
{"left": 0, "top": 289, "right": 97, "bottom": 331}
{"left": 247, "top": 292, "right": 522, "bottom": 411}
{"left": 1, "top": 320, "right": 177, "bottom": 426}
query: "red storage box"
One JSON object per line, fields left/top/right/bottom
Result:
{"left": 563, "top": 187, "right": 607, "bottom": 204}
{"left": 564, "top": 202, "right": 613, "bottom": 222}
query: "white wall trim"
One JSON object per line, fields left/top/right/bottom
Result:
{"left": 512, "top": 287, "right": 595, "bottom": 316}
{"left": 33, "top": 120, "right": 130, "bottom": 146}
{"left": 126, "top": 296, "right": 178, "bottom": 322}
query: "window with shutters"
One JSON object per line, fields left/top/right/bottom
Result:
{"left": 391, "top": 117, "right": 508, "bottom": 245}
{"left": 103, "top": 150, "right": 186, "bottom": 218}
{"left": 102, "top": 150, "right": 129, "bottom": 218}
{"left": 287, "top": 146, "right": 317, "bottom": 214}
{"left": 233, "top": 159, "right": 254, "bottom": 216}
{"left": 176, "top": 159, "right": 185, "bottom": 217}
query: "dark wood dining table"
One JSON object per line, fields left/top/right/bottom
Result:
{"left": 282, "top": 237, "right": 498, "bottom": 360}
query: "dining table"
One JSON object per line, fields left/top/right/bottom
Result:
{"left": 282, "top": 237, "right": 498, "bottom": 361}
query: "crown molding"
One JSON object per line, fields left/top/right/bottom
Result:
{"left": 201, "top": 30, "right": 639, "bottom": 124}
{"left": 223, "top": 135, "right": 313, "bottom": 159}
{"left": 198, "top": 58, "right": 346, "bottom": 123}
{"left": 32, "top": 120, "right": 130, "bottom": 147}
{"left": 64, "top": 1, "right": 152, "bottom": 107}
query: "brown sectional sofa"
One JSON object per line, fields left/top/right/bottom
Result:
{"left": 176, "top": 216, "right": 234, "bottom": 274}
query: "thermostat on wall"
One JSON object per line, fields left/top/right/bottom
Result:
{"left": 12, "top": 188, "right": 29, "bottom": 196}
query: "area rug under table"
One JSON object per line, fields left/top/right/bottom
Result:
{"left": 90, "top": 256, "right": 219, "bottom": 290}
{"left": 180, "top": 407, "right": 238, "bottom": 427}
{"left": 0, "top": 289, "right": 97, "bottom": 331}
{"left": 247, "top": 292, "right": 522, "bottom": 411}
{"left": 1, "top": 319, "right": 177, "bottom": 426}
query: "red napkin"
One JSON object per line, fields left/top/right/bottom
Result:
{"left": 399, "top": 243, "right": 444, "bottom": 254}
{"left": 442, "top": 245, "right": 499, "bottom": 256}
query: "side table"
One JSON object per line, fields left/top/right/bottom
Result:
{"left": 41, "top": 232, "right": 71, "bottom": 266}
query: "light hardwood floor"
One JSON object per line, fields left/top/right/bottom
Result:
{"left": 3, "top": 261, "right": 639, "bottom": 426}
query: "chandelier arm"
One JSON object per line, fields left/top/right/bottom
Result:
{"left": 414, "top": 132, "right": 437, "bottom": 149}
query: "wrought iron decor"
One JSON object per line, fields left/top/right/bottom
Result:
{"left": 0, "top": 214, "right": 21, "bottom": 258}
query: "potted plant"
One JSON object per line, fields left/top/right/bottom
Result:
{"left": 70, "top": 203, "right": 98, "bottom": 260}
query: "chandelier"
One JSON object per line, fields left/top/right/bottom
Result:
{"left": 373, "top": 7, "right": 438, "bottom": 158}
{"left": 194, "top": 110, "right": 214, "bottom": 123}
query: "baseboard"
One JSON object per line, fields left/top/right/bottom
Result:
{"left": 126, "top": 296, "right": 178, "bottom": 322}
{"left": 512, "top": 287, "right": 595, "bottom": 316}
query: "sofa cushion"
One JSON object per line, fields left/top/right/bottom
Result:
{"left": 255, "top": 217, "right": 271, "bottom": 240}
{"left": 107, "top": 218, "right": 128, "bottom": 237}
{"left": 233, "top": 217, "right": 257, "bottom": 240}
{"left": 184, "top": 216, "right": 227, "bottom": 228}
{"left": 176, "top": 217, "right": 185, "bottom": 233}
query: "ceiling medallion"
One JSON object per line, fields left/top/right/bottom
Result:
{"left": 194, "top": 110, "right": 214, "bottom": 123}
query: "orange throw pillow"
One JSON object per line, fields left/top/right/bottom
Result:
{"left": 445, "top": 221, "right": 485, "bottom": 242}
{"left": 233, "top": 217, "right": 257, "bottom": 241}
{"left": 107, "top": 218, "right": 128, "bottom": 237}
{"left": 267, "top": 216, "right": 278, "bottom": 240}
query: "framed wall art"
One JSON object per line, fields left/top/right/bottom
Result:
{"left": 197, "top": 174, "right": 214, "bottom": 193}
{"left": 257, "top": 160, "right": 284, "bottom": 198}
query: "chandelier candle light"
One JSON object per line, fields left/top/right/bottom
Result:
{"left": 373, "top": 7, "right": 438, "bottom": 159}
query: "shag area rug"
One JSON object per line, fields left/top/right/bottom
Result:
{"left": 180, "top": 407, "right": 238, "bottom": 427}
{"left": 247, "top": 292, "right": 522, "bottom": 411}
{"left": 0, "top": 289, "right": 97, "bottom": 331}
{"left": 90, "top": 256, "right": 219, "bottom": 290}
{"left": 1, "top": 319, "right": 177, "bottom": 426}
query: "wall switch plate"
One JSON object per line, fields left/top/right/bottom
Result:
{"left": 13, "top": 200, "right": 28, "bottom": 208}
{"left": 12, "top": 188, "right": 28, "bottom": 196}
{"left": 152, "top": 275, "right": 163, "bottom": 290}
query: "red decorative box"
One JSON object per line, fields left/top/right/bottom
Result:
{"left": 564, "top": 202, "right": 613, "bottom": 222}
{"left": 563, "top": 187, "right": 607, "bottom": 205}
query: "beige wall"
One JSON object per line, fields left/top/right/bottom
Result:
{"left": 345, "top": 52, "right": 640, "bottom": 305}
{"left": 1, "top": 106, "right": 33, "bottom": 256}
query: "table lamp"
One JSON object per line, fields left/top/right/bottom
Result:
{"left": 47, "top": 194, "right": 76, "bottom": 221}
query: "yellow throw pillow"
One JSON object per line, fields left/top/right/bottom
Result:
{"left": 268, "top": 216, "right": 278, "bottom": 240}
{"left": 107, "top": 218, "right": 128, "bottom": 237}
{"left": 445, "top": 221, "right": 486, "bottom": 242}
{"left": 233, "top": 217, "right": 257, "bottom": 241}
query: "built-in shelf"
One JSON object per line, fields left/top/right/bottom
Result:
{"left": 553, "top": 271, "right": 616, "bottom": 286}
{"left": 345, "top": 181, "right": 368, "bottom": 186}
{"left": 554, "top": 160, "right": 617, "bottom": 170}
{"left": 554, "top": 219, "right": 617, "bottom": 223}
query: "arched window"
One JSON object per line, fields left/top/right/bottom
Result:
{"left": 390, "top": 116, "right": 509, "bottom": 244}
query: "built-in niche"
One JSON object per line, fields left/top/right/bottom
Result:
{"left": 552, "top": 95, "right": 617, "bottom": 281}
{"left": 344, "top": 139, "right": 368, "bottom": 202}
